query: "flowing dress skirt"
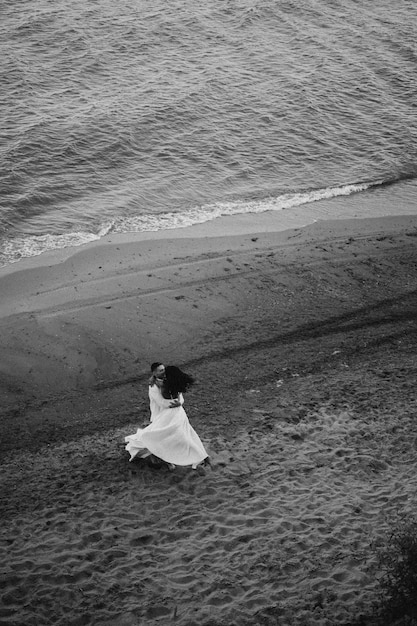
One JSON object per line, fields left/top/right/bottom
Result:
{"left": 125, "top": 405, "right": 208, "bottom": 468}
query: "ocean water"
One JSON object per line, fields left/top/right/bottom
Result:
{"left": 1, "top": 0, "right": 417, "bottom": 265}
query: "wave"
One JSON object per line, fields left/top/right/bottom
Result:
{"left": 0, "top": 227, "right": 112, "bottom": 268}
{"left": 111, "top": 181, "right": 378, "bottom": 233}
{"left": 0, "top": 180, "right": 381, "bottom": 266}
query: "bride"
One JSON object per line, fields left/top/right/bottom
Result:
{"left": 124, "top": 365, "right": 209, "bottom": 470}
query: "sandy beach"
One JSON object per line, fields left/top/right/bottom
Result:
{"left": 1, "top": 211, "right": 417, "bottom": 625}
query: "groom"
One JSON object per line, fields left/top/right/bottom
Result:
{"left": 148, "top": 362, "right": 181, "bottom": 423}
{"left": 149, "top": 362, "right": 166, "bottom": 388}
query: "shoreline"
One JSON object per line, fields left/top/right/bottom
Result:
{"left": 2, "top": 174, "right": 417, "bottom": 273}
{"left": 2, "top": 171, "right": 417, "bottom": 274}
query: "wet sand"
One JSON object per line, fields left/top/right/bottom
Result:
{"left": 1, "top": 212, "right": 417, "bottom": 625}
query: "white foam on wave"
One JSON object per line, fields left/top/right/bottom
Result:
{"left": 112, "top": 181, "right": 376, "bottom": 233}
{"left": 0, "top": 182, "right": 376, "bottom": 266}
{"left": 0, "top": 223, "right": 113, "bottom": 267}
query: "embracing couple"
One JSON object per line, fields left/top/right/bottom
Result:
{"left": 125, "top": 363, "right": 209, "bottom": 471}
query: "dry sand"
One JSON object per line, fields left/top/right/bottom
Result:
{"left": 1, "top": 212, "right": 417, "bottom": 625}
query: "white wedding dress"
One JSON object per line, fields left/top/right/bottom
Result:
{"left": 125, "top": 389, "right": 208, "bottom": 468}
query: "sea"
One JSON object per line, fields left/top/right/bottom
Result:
{"left": 1, "top": 0, "right": 417, "bottom": 266}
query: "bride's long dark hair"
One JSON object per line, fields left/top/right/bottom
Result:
{"left": 162, "top": 365, "right": 195, "bottom": 398}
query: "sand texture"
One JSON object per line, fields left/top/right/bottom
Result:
{"left": 1, "top": 214, "right": 417, "bottom": 625}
